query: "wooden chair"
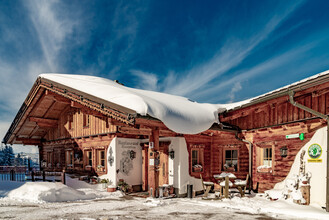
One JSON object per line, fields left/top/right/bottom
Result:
{"left": 234, "top": 174, "right": 249, "bottom": 197}
{"left": 200, "top": 174, "right": 214, "bottom": 199}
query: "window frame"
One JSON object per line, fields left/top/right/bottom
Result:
{"left": 223, "top": 148, "right": 239, "bottom": 172}
{"left": 263, "top": 147, "right": 272, "bottom": 166}
{"left": 190, "top": 145, "right": 204, "bottom": 174}
{"left": 256, "top": 144, "right": 275, "bottom": 174}
{"left": 98, "top": 150, "right": 105, "bottom": 167}
{"left": 95, "top": 149, "right": 106, "bottom": 172}
{"left": 84, "top": 150, "right": 93, "bottom": 168}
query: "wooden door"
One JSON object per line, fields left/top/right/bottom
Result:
{"left": 158, "top": 143, "right": 169, "bottom": 186}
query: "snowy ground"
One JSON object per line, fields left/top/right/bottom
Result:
{"left": 1, "top": 179, "right": 329, "bottom": 220}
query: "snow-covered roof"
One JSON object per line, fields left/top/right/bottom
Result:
{"left": 221, "top": 69, "right": 329, "bottom": 111}
{"left": 40, "top": 74, "right": 226, "bottom": 134}
{"left": 39, "top": 70, "right": 329, "bottom": 134}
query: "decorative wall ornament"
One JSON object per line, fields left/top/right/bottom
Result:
{"left": 108, "top": 147, "right": 114, "bottom": 167}
{"left": 280, "top": 146, "right": 288, "bottom": 157}
{"left": 129, "top": 150, "right": 136, "bottom": 160}
{"left": 120, "top": 150, "right": 133, "bottom": 175}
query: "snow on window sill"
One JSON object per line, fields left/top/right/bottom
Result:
{"left": 257, "top": 165, "right": 272, "bottom": 173}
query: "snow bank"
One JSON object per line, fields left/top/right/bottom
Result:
{"left": 1, "top": 175, "right": 124, "bottom": 203}
{"left": 7, "top": 182, "right": 96, "bottom": 203}
{"left": 40, "top": 74, "right": 226, "bottom": 134}
{"left": 195, "top": 195, "right": 329, "bottom": 220}
{"left": 0, "top": 181, "right": 25, "bottom": 197}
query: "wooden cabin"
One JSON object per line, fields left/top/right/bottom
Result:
{"left": 3, "top": 71, "right": 329, "bottom": 204}
{"left": 220, "top": 72, "right": 329, "bottom": 194}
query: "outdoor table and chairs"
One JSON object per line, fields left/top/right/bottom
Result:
{"left": 214, "top": 172, "right": 237, "bottom": 198}
{"left": 213, "top": 172, "right": 249, "bottom": 198}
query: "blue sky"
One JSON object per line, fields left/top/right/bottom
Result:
{"left": 1, "top": 0, "right": 329, "bottom": 151}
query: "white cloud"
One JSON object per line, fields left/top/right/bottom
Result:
{"left": 228, "top": 82, "right": 242, "bottom": 103}
{"left": 105, "top": 1, "right": 149, "bottom": 77}
{"left": 197, "top": 40, "right": 322, "bottom": 103}
{"left": 162, "top": 1, "right": 304, "bottom": 98}
{"left": 130, "top": 70, "right": 158, "bottom": 91}
{"left": 25, "top": 0, "right": 78, "bottom": 71}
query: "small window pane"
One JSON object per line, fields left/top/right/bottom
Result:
{"left": 225, "top": 150, "right": 231, "bottom": 158}
{"left": 232, "top": 150, "right": 237, "bottom": 158}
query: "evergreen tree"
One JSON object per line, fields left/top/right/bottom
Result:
{"left": 1, "top": 145, "right": 15, "bottom": 166}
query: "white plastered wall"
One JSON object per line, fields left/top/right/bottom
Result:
{"left": 162, "top": 137, "right": 203, "bottom": 195}
{"left": 274, "top": 126, "right": 327, "bottom": 207}
{"left": 105, "top": 136, "right": 203, "bottom": 194}
{"left": 105, "top": 137, "right": 142, "bottom": 187}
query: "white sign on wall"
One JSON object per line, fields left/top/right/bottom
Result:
{"left": 149, "top": 158, "right": 154, "bottom": 166}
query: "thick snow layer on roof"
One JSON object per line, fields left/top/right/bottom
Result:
{"left": 222, "top": 69, "right": 329, "bottom": 111}
{"left": 39, "top": 70, "right": 329, "bottom": 134}
{"left": 40, "top": 74, "right": 226, "bottom": 134}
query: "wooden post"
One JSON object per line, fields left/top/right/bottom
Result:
{"left": 224, "top": 176, "right": 229, "bottom": 198}
{"left": 142, "top": 145, "right": 149, "bottom": 191}
{"left": 61, "top": 169, "right": 66, "bottom": 185}
{"left": 10, "top": 170, "right": 15, "bottom": 181}
{"left": 31, "top": 171, "right": 35, "bottom": 182}
{"left": 148, "top": 128, "right": 159, "bottom": 197}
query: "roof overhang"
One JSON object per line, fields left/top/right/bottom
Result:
{"left": 3, "top": 77, "right": 138, "bottom": 145}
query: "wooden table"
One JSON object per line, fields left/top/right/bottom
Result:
{"left": 214, "top": 173, "right": 237, "bottom": 198}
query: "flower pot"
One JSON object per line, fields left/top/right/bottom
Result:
{"left": 107, "top": 186, "right": 116, "bottom": 192}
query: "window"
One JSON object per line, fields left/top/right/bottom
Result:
{"left": 65, "top": 150, "right": 74, "bottom": 167}
{"left": 83, "top": 114, "right": 90, "bottom": 127}
{"left": 256, "top": 145, "right": 274, "bottom": 173}
{"left": 224, "top": 149, "right": 238, "bottom": 171}
{"left": 85, "top": 151, "right": 92, "bottom": 167}
{"left": 263, "top": 148, "right": 272, "bottom": 166}
{"left": 99, "top": 150, "right": 105, "bottom": 167}
{"left": 190, "top": 147, "right": 204, "bottom": 173}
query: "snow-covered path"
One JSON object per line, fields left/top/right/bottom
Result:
{"left": 0, "top": 196, "right": 282, "bottom": 220}
{"left": 1, "top": 179, "right": 329, "bottom": 219}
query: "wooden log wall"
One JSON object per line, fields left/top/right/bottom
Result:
{"left": 45, "top": 108, "right": 117, "bottom": 140}
{"left": 219, "top": 82, "right": 329, "bottom": 192}
{"left": 41, "top": 135, "right": 114, "bottom": 176}
{"left": 244, "top": 119, "right": 325, "bottom": 192}
{"left": 185, "top": 132, "right": 249, "bottom": 181}
{"left": 220, "top": 81, "right": 329, "bottom": 130}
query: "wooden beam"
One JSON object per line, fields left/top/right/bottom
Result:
{"left": 118, "top": 126, "right": 152, "bottom": 135}
{"left": 159, "top": 130, "right": 177, "bottom": 137}
{"left": 28, "top": 125, "right": 40, "bottom": 138}
{"left": 71, "top": 101, "right": 105, "bottom": 117}
{"left": 135, "top": 118, "right": 168, "bottom": 130}
{"left": 45, "top": 90, "right": 71, "bottom": 104}
{"left": 15, "top": 138, "right": 41, "bottom": 145}
{"left": 109, "top": 118, "right": 129, "bottom": 127}
{"left": 71, "top": 101, "right": 84, "bottom": 109}
{"left": 29, "top": 117, "right": 58, "bottom": 128}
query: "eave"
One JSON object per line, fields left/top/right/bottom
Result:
{"left": 2, "top": 77, "right": 137, "bottom": 145}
